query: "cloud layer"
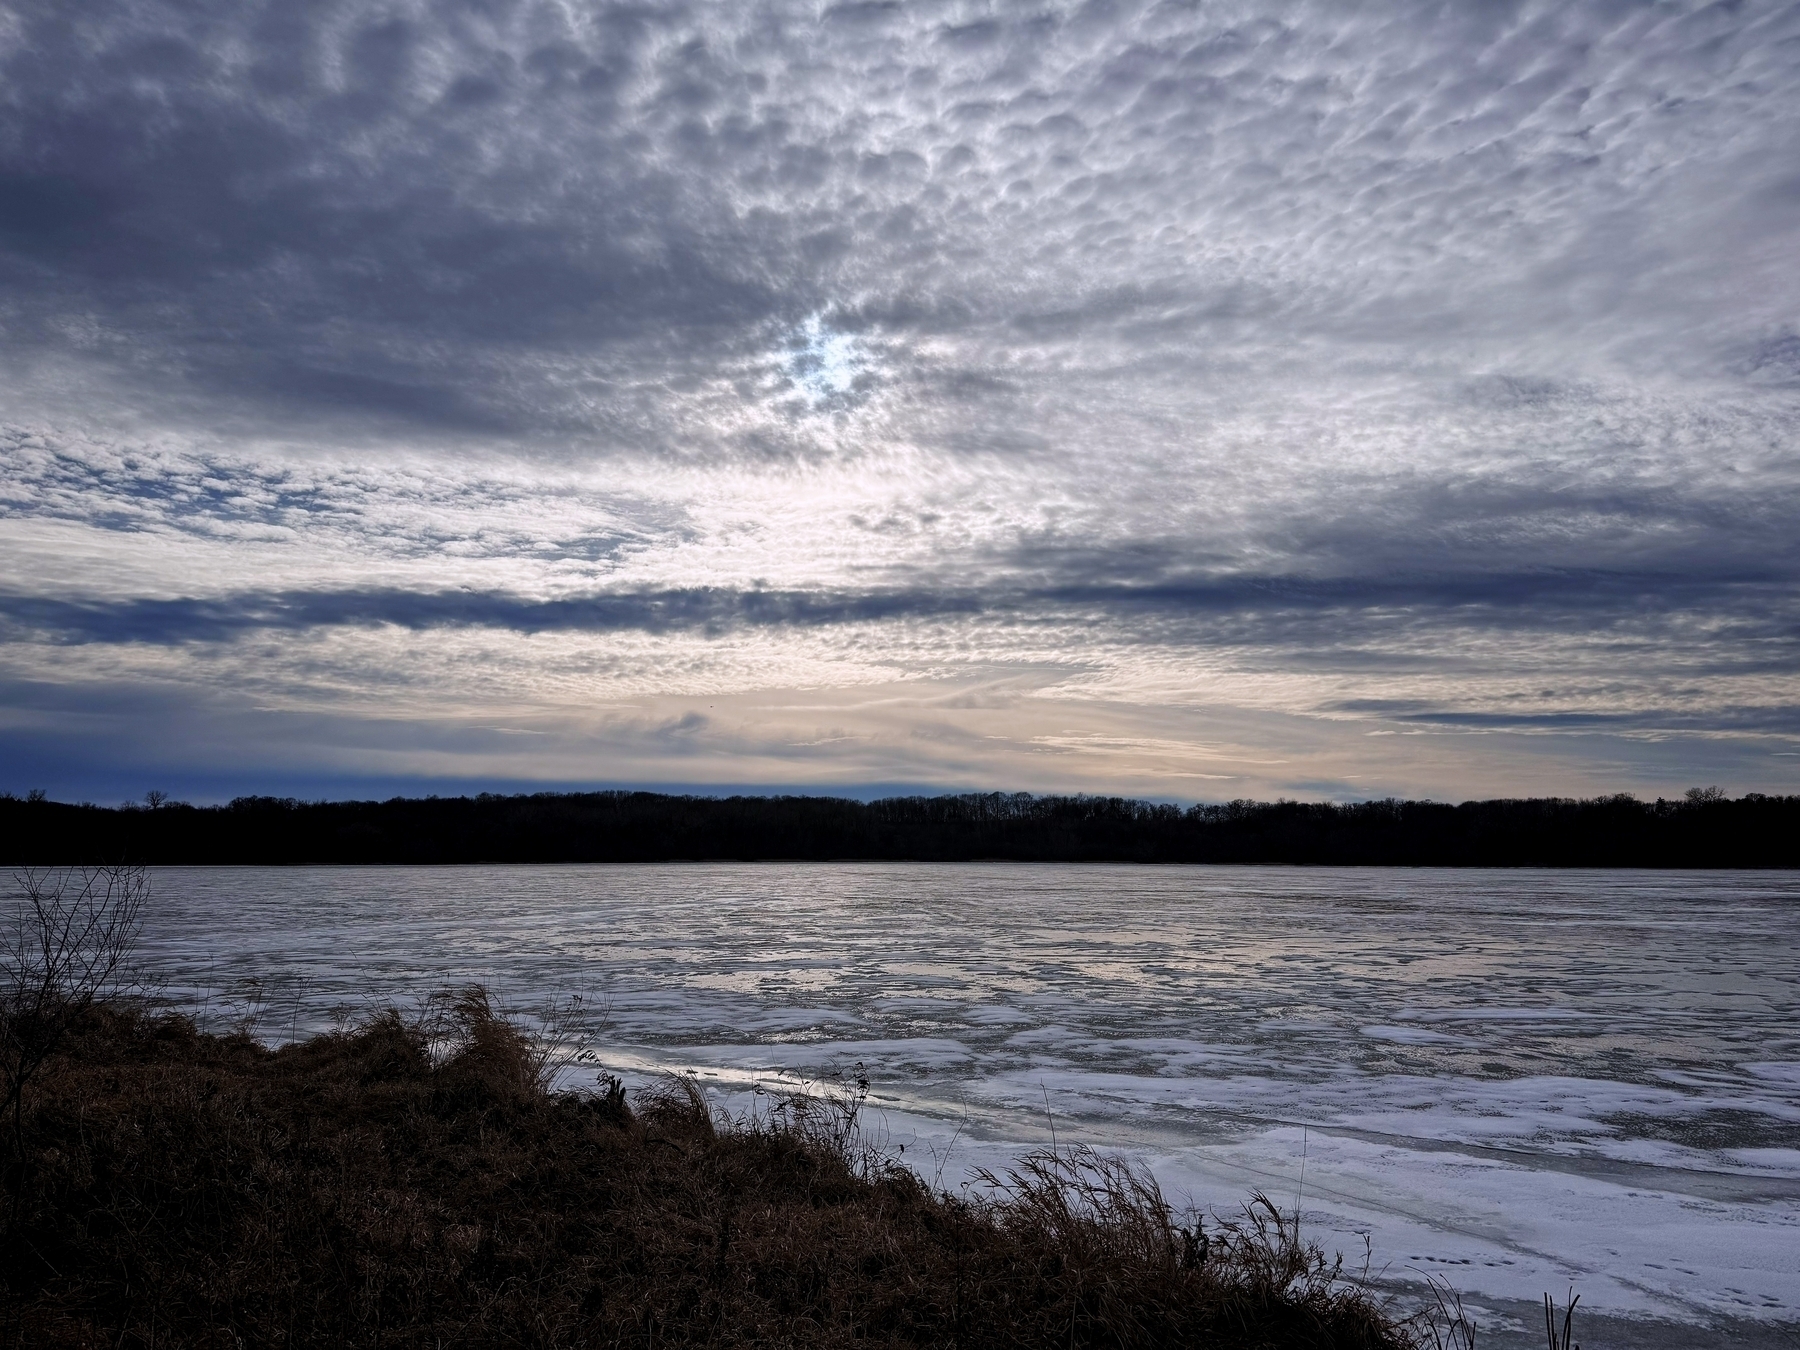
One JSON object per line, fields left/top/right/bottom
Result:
{"left": 2, "top": 0, "right": 1798, "bottom": 800}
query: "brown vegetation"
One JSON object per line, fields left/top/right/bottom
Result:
{"left": 0, "top": 991, "right": 1419, "bottom": 1349}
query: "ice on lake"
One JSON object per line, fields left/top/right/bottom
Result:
{"left": 116, "top": 864, "right": 1800, "bottom": 1347}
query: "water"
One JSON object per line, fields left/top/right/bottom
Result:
{"left": 118, "top": 864, "right": 1800, "bottom": 1345}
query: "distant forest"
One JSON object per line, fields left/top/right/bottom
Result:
{"left": 1, "top": 787, "right": 1795, "bottom": 867}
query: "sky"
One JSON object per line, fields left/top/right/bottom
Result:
{"left": 2, "top": 0, "right": 1799, "bottom": 805}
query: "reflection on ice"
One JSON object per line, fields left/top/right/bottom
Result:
{"left": 97, "top": 863, "right": 1800, "bottom": 1345}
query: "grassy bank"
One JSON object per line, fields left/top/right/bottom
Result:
{"left": 0, "top": 994, "right": 1421, "bottom": 1348}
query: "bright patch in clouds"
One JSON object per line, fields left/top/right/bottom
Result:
{"left": 785, "top": 318, "right": 865, "bottom": 406}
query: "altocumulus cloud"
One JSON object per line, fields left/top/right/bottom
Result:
{"left": 1, "top": 0, "right": 1798, "bottom": 802}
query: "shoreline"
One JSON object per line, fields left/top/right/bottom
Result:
{"left": 4, "top": 998, "right": 1426, "bottom": 1349}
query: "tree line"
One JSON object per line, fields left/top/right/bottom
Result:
{"left": 1, "top": 787, "right": 1795, "bottom": 866}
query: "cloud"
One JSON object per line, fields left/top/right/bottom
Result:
{"left": 0, "top": 0, "right": 1798, "bottom": 797}
{"left": 5, "top": 0, "right": 1799, "bottom": 440}
{"left": 0, "top": 585, "right": 982, "bottom": 644}
{"left": 4, "top": 559, "right": 1795, "bottom": 651}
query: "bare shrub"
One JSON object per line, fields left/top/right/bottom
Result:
{"left": 1, "top": 865, "right": 147, "bottom": 1159}
{"left": 515, "top": 989, "right": 595, "bottom": 1091}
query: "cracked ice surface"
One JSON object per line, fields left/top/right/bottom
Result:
{"left": 120, "top": 864, "right": 1800, "bottom": 1342}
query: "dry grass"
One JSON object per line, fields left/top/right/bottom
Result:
{"left": 0, "top": 993, "right": 1421, "bottom": 1348}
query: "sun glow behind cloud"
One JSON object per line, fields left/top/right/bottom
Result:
{"left": 784, "top": 317, "right": 866, "bottom": 407}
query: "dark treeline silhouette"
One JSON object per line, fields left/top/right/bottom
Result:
{"left": 1, "top": 787, "right": 1795, "bottom": 866}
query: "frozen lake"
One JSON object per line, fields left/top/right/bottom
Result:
{"left": 124, "top": 864, "right": 1800, "bottom": 1347}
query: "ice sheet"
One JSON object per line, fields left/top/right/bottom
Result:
{"left": 61, "top": 862, "right": 1800, "bottom": 1344}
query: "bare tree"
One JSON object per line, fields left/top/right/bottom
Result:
{"left": 1, "top": 865, "right": 148, "bottom": 1161}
